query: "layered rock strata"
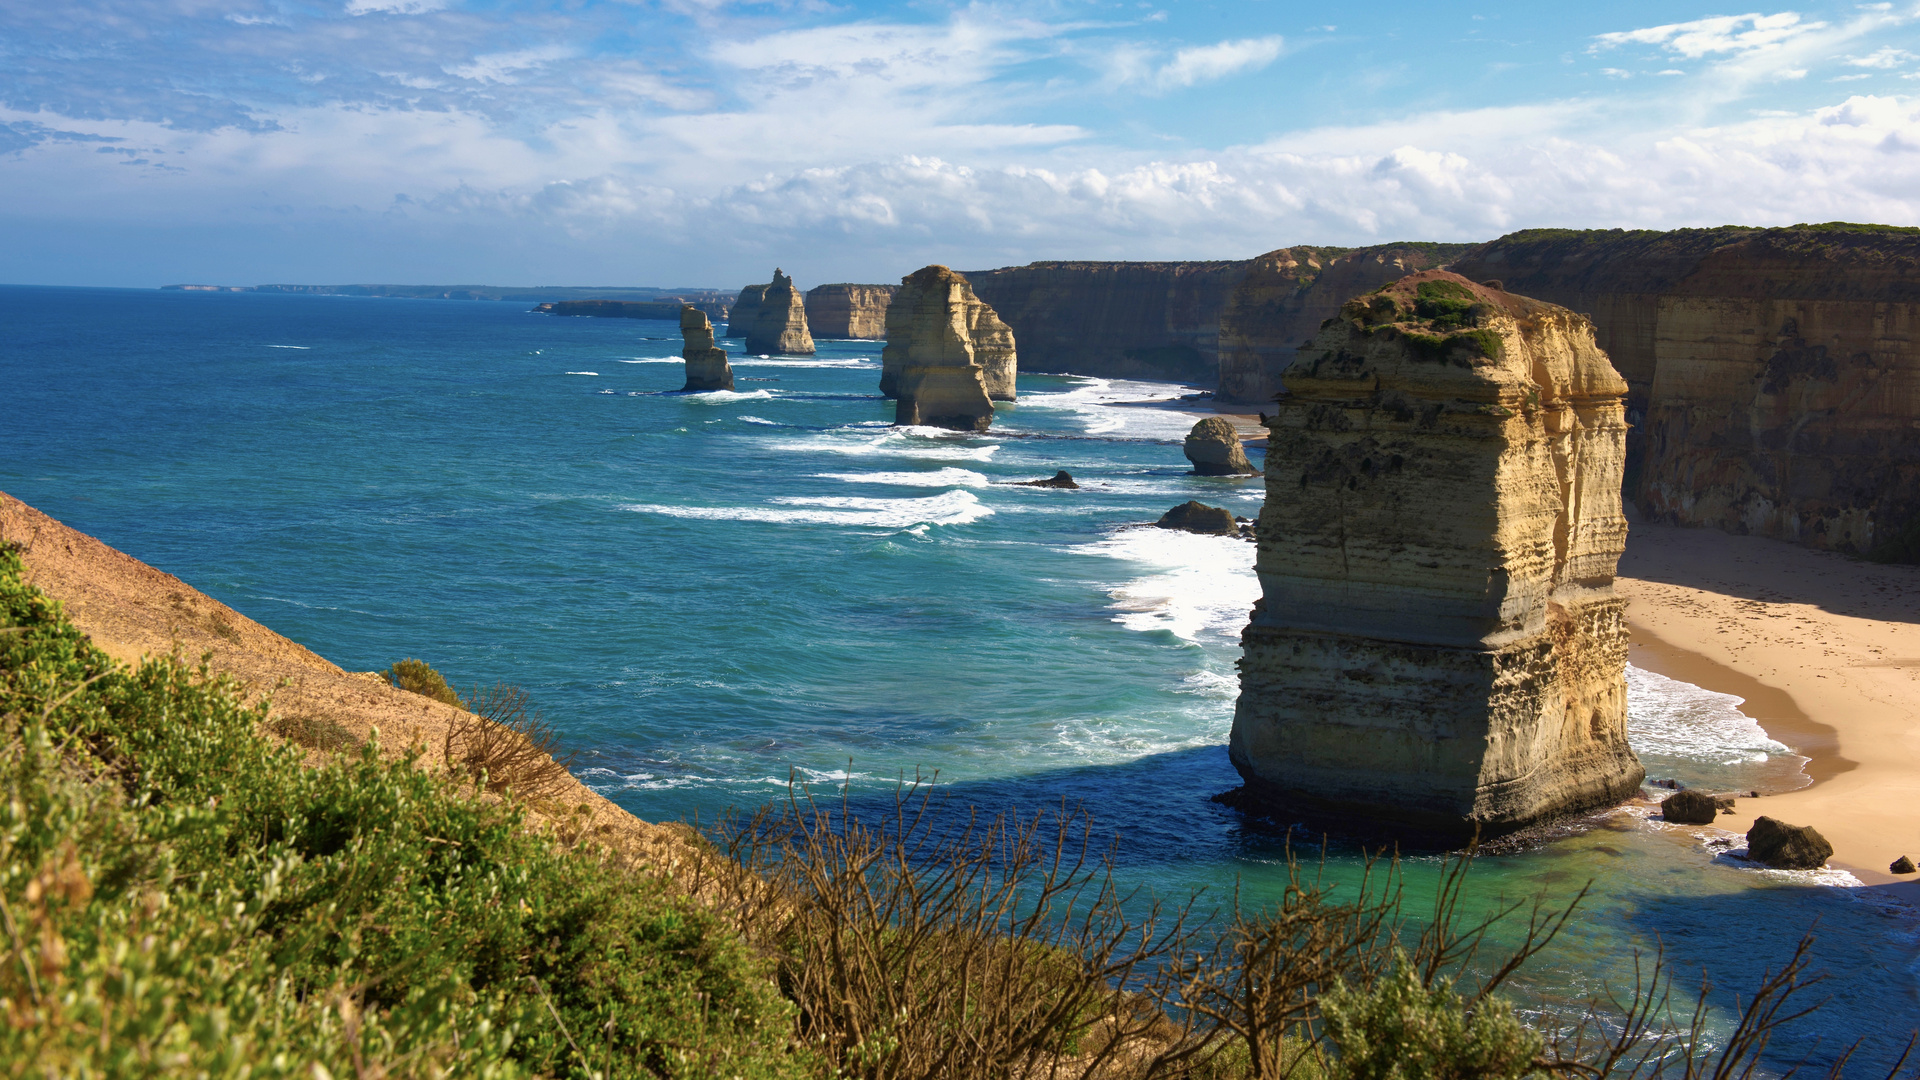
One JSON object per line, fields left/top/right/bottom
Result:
{"left": 1184, "top": 417, "right": 1255, "bottom": 475}
{"left": 1231, "top": 271, "right": 1644, "bottom": 841}
{"left": 805, "top": 284, "right": 897, "bottom": 339}
{"left": 881, "top": 265, "right": 1014, "bottom": 431}
{"left": 727, "top": 284, "right": 767, "bottom": 339}
{"left": 678, "top": 305, "right": 734, "bottom": 392}
{"left": 1454, "top": 225, "right": 1920, "bottom": 555}
{"left": 745, "top": 269, "right": 815, "bottom": 355}
{"left": 1214, "top": 245, "right": 1469, "bottom": 404}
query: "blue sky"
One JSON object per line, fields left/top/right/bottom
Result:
{"left": 3, "top": 0, "right": 1918, "bottom": 287}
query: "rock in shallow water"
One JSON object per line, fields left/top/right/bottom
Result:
{"left": 1746, "top": 816, "right": 1833, "bottom": 869}
{"left": 678, "top": 306, "right": 734, "bottom": 392}
{"left": 1184, "top": 417, "right": 1255, "bottom": 476}
{"left": 1660, "top": 789, "right": 1718, "bottom": 825}
{"left": 1154, "top": 501, "right": 1238, "bottom": 535}
{"left": 1015, "top": 471, "right": 1079, "bottom": 489}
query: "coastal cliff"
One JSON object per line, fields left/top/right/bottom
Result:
{"left": 881, "top": 265, "right": 1010, "bottom": 430}
{"left": 1454, "top": 225, "right": 1920, "bottom": 555}
{"left": 805, "top": 284, "right": 896, "bottom": 339}
{"left": 679, "top": 305, "right": 734, "bottom": 391}
{"left": 1231, "top": 272, "right": 1644, "bottom": 840}
{"left": 1214, "top": 244, "right": 1470, "bottom": 404}
{"left": 727, "top": 283, "right": 767, "bottom": 339}
{"left": 746, "top": 269, "right": 815, "bottom": 355}
{"left": 964, "top": 260, "right": 1249, "bottom": 382}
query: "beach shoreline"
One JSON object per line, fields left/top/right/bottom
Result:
{"left": 1618, "top": 510, "right": 1920, "bottom": 891}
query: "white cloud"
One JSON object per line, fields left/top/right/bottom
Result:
{"left": 1849, "top": 46, "right": 1916, "bottom": 66}
{"left": 1154, "top": 36, "right": 1285, "bottom": 89}
{"left": 345, "top": 0, "right": 450, "bottom": 14}
{"left": 1593, "top": 12, "right": 1824, "bottom": 58}
{"left": 444, "top": 46, "right": 573, "bottom": 84}
{"left": 1602, "top": 68, "right": 1633, "bottom": 78}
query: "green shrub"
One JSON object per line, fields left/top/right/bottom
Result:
{"left": 0, "top": 547, "right": 803, "bottom": 1079}
{"left": 385, "top": 656, "right": 465, "bottom": 707}
{"left": 1320, "top": 950, "right": 1541, "bottom": 1080}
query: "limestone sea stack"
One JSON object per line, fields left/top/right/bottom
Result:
{"left": 745, "top": 269, "right": 815, "bottom": 355}
{"left": 881, "top": 266, "right": 1019, "bottom": 431}
{"left": 805, "top": 284, "right": 897, "bottom": 339}
{"left": 1229, "top": 271, "right": 1645, "bottom": 841}
{"left": 678, "top": 305, "right": 734, "bottom": 392}
{"left": 727, "top": 284, "right": 767, "bottom": 339}
{"left": 1184, "top": 417, "right": 1255, "bottom": 475}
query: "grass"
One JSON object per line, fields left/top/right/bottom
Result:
{"left": 0, "top": 542, "right": 1901, "bottom": 1079}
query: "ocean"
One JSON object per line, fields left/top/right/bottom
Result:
{"left": 3, "top": 284, "right": 1915, "bottom": 1059}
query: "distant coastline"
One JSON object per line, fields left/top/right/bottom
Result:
{"left": 160, "top": 282, "right": 732, "bottom": 304}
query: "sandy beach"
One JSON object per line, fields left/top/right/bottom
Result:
{"left": 1619, "top": 509, "right": 1920, "bottom": 888}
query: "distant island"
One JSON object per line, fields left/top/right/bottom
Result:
{"left": 160, "top": 282, "right": 732, "bottom": 304}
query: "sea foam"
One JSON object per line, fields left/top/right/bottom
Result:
{"left": 623, "top": 489, "right": 991, "bottom": 529}
{"left": 1071, "top": 526, "right": 1258, "bottom": 641}
{"left": 814, "top": 468, "right": 991, "bottom": 488}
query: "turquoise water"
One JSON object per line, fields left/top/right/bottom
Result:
{"left": 4, "top": 285, "right": 1915, "bottom": 1063}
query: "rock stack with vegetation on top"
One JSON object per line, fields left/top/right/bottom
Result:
{"left": 1229, "top": 271, "right": 1646, "bottom": 841}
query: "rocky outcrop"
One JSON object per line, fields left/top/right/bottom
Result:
{"left": 1215, "top": 245, "right": 1470, "bottom": 404}
{"left": 1229, "top": 271, "right": 1644, "bottom": 841}
{"left": 1660, "top": 789, "right": 1718, "bottom": 824}
{"left": 1892, "top": 855, "right": 1916, "bottom": 874}
{"left": 1747, "top": 816, "right": 1833, "bottom": 869}
{"left": 679, "top": 306, "right": 734, "bottom": 392}
{"left": 881, "top": 266, "right": 1016, "bottom": 430}
{"left": 745, "top": 270, "right": 815, "bottom": 355}
{"left": 805, "top": 284, "right": 897, "bottom": 339}
{"left": 1015, "top": 471, "right": 1079, "bottom": 489}
{"left": 1184, "top": 417, "right": 1255, "bottom": 475}
{"left": 1155, "top": 501, "right": 1239, "bottom": 535}
{"left": 727, "top": 284, "right": 767, "bottom": 339}
{"left": 1452, "top": 225, "right": 1920, "bottom": 556}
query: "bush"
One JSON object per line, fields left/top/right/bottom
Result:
{"left": 1320, "top": 950, "right": 1540, "bottom": 1080}
{"left": 447, "top": 681, "right": 579, "bottom": 802}
{"left": 384, "top": 656, "right": 465, "bottom": 707}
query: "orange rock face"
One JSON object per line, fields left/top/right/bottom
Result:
{"left": 880, "top": 265, "right": 1015, "bottom": 431}
{"left": 804, "top": 284, "right": 896, "bottom": 340}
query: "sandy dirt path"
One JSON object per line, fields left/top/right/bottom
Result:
{"left": 1618, "top": 511, "right": 1920, "bottom": 888}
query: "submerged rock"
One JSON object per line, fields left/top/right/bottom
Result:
{"left": 1154, "top": 501, "right": 1238, "bottom": 535}
{"left": 1228, "top": 271, "right": 1645, "bottom": 843}
{"left": 1746, "top": 816, "right": 1833, "bottom": 869}
{"left": 1660, "top": 789, "right": 1718, "bottom": 825}
{"left": 881, "top": 265, "right": 1014, "bottom": 431}
{"left": 745, "top": 269, "right": 815, "bottom": 356}
{"left": 679, "top": 306, "right": 734, "bottom": 392}
{"left": 1184, "top": 417, "right": 1255, "bottom": 476}
{"left": 1016, "top": 471, "right": 1080, "bottom": 489}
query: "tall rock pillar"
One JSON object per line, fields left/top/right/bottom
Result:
{"left": 745, "top": 269, "right": 815, "bottom": 355}
{"left": 679, "top": 305, "right": 734, "bottom": 392}
{"left": 880, "top": 265, "right": 1015, "bottom": 431}
{"left": 1230, "top": 271, "right": 1644, "bottom": 841}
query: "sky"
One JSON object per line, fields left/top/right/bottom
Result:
{"left": 3, "top": 0, "right": 1920, "bottom": 288}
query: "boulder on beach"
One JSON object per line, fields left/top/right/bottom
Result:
{"left": 1016, "top": 471, "right": 1079, "bottom": 489}
{"left": 1184, "top": 417, "right": 1255, "bottom": 476}
{"left": 1746, "top": 816, "right": 1833, "bottom": 869}
{"left": 1892, "top": 855, "right": 1917, "bottom": 874}
{"left": 1660, "top": 789, "right": 1718, "bottom": 825}
{"left": 1155, "top": 501, "right": 1238, "bottom": 536}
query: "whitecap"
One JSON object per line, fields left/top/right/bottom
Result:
{"left": 1069, "top": 526, "right": 1258, "bottom": 641}
{"left": 617, "top": 358, "right": 681, "bottom": 364}
{"left": 1018, "top": 377, "right": 1222, "bottom": 439}
{"left": 682, "top": 389, "right": 775, "bottom": 402}
{"left": 769, "top": 429, "right": 1001, "bottom": 462}
{"left": 623, "top": 489, "right": 991, "bottom": 529}
{"left": 814, "top": 468, "right": 991, "bottom": 488}
{"left": 739, "top": 416, "right": 781, "bottom": 426}
{"left": 265, "top": 344, "right": 311, "bottom": 350}
{"left": 566, "top": 371, "right": 600, "bottom": 376}
{"left": 1627, "top": 666, "right": 1792, "bottom": 765}
{"left": 732, "top": 357, "right": 879, "bottom": 369}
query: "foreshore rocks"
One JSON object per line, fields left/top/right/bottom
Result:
{"left": 1451, "top": 225, "right": 1920, "bottom": 557}
{"left": 1016, "top": 471, "right": 1079, "bottom": 488}
{"left": 1228, "top": 271, "right": 1645, "bottom": 842}
{"left": 1155, "top": 501, "right": 1239, "bottom": 535}
{"left": 1660, "top": 789, "right": 1718, "bottom": 825}
{"left": 881, "top": 266, "right": 1016, "bottom": 431}
{"left": 727, "top": 284, "right": 766, "bottom": 339}
{"left": 805, "top": 284, "right": 896, "bottom": 339}
{"left": 1746, "top": 816, "right": 1833, "bottom": 869}
{"left": 1215, "top": 245, "right": 1467, "bottom": 405}
{"left": 1184, "top": 417, "right": 1255, "bottom": 475}
{"left": 745, "top": 269, "right": 815, "bottom": 355}
{"left": 678, "top": 306, "right": 734, "bottom": 392}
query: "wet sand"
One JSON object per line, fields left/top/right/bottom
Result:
{"left": 1618, "top": 510, "right": 1920, "bottom": 889}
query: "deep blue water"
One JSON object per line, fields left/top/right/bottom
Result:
{"left": 3, "top": 285, "right": 1914, "bottom": 1063}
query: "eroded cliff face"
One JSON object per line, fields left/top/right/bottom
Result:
{"left": 805, "top": 284, "right": 897, "bottom": 339}
{"left": 1232, "top": 271, "right": 1643, "bottom": 840}
{"left": 1455, "top": 226, "right": 1920, "bottom": 554}
{"left": 1215, "top": 244, "right": 1470, "bottom": 405}
{"left": 727, "top": 284, "right": 767, "bottom": 339}
{"left": 746, "top": 269, "right": 815, "bottom": 355}
{"left": 964, "top": 261, "right": 1249, "bottom": 382}
{"left": 881, "top": 265, "right": 1010, "bottom": 431}
{"left": 679, "top": 305, "right": 734, "bottom": 392}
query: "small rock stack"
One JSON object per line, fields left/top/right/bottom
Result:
{"left": 679, "top": 306, "right": 734, "bottom": 392}
{"left": 1184, "top": 417, "right": 1256, "bottom": 475}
